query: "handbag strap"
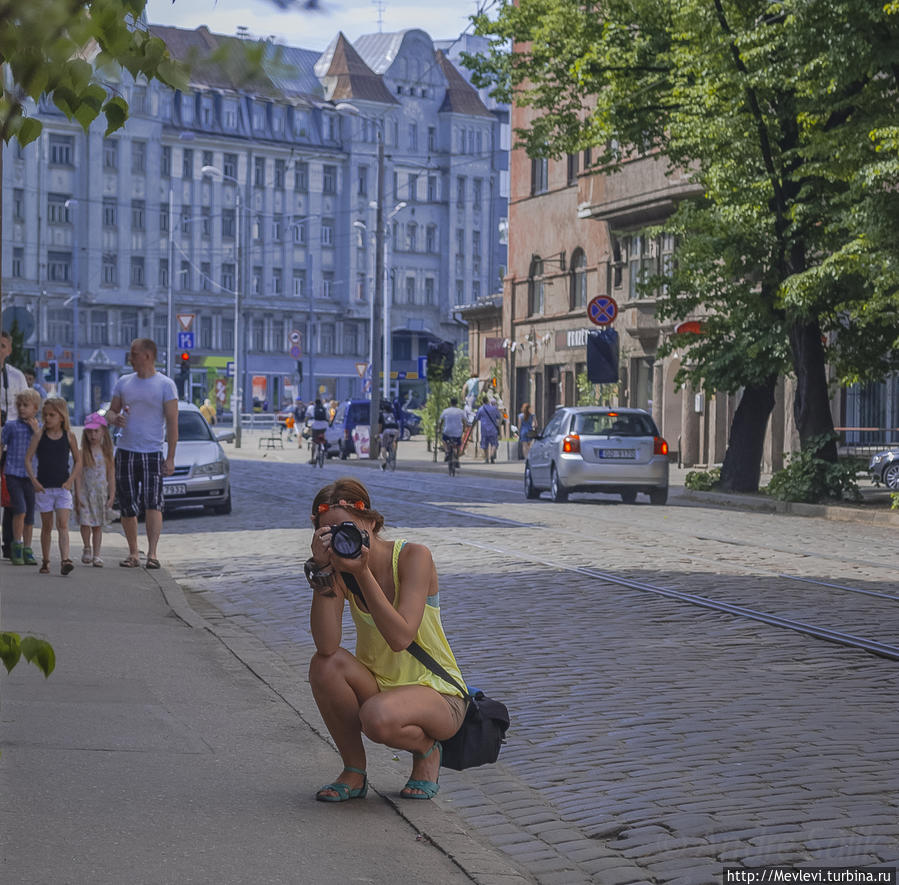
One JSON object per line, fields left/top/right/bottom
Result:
{"left": 406, "top": 641, "right": 473, "bottom": 702}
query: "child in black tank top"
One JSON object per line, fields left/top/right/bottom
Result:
{"left": 25, "top": 396, "right": 81, "bottom": 575}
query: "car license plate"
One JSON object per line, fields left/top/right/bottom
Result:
{"left": 596, "top": 448, "right": 635, "bottom": 459}
{"left": 163, "top": 484, "right": 187, "bottom": 496}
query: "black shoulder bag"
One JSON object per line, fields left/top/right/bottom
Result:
{"left": 406, "top": 641, "right": 510, "bottom": 771}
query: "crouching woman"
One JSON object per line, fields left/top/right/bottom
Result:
{"left": 306, "top": 478, "right": 466, "bottom": 802}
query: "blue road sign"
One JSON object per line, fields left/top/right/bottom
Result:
{"left": 587, "top": 295, "right": 618, "bottom": 327}
{"left": 178, "top": 332, "right": 195, "bottom": 349}
{"left": 226, "top": 361, "right": 235, "bottom": 378}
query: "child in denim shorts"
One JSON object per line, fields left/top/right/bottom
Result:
{"left": 0, "top": 388, "right": 42, "bottom": 564}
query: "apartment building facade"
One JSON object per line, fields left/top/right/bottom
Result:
{"left": 1, "top": 25, "right": 506, "bottom": 417}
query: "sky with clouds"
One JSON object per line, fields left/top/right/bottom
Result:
{"left": 144, "top": 0, "right": 484, "bottom": 51}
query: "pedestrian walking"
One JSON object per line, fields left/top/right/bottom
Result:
{"left": 199, "top": 398, "right": 217, "bottom": 426}
{"left": 0, "top": 387, "right": 42, "bottom": 565}
{"left": 105, "top": 338, "right": 178, "bottom": 570}
{"left": 306, "top": 478, "right": 468, "bottom": 802}
{"left": 517, "top": 403, "right": 537, "bottom": 459}
{"left": 24, "top": 395, "right": 81, "bottom": 575}
{"left": 74, "top": 412, "right": 117, "bottom": 567}
{"left": 475, "top": 394, "right": 502, "bottom": 463}
{"left": 292, "top": 399, "right": 306, "bottom": 449}
{"left": 1, "top": 329, "right": 29, "bottom": 559}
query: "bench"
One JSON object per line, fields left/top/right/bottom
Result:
{"left": 258, "top": 430, "right": 283, "bottom": 449}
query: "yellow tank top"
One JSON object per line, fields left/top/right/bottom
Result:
{"left": 349, "top": 539, "right": 466, "bottom": 697}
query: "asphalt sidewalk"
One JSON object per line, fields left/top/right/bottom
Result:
{"left": 233, "top": 429, "right": 899, "bottom": 527}
{"left": 1, "top": 536, "right": 532, "bottom": 885}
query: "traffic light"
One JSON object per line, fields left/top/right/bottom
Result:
{"left": 177, "top": 351, "right": 190, "bottom": 396}
{"left": 427, "top": 341, "right": 454, "bottom": 382}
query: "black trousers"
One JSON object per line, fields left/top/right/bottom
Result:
{"left": 2, "top": 502, "right": 12, "bottom": 556}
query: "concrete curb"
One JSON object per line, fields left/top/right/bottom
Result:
{"left": 146, "top": 568, "right": 536, "bottom": 885}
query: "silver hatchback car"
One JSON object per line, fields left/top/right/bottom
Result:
{"left": 525, "top": 407, "right": 670, "bottom": 504}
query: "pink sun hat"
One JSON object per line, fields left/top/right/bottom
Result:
{"left": 84, "top": 412, "right": 108, "bottom": 430}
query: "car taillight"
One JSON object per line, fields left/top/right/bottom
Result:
{"left": 654, "top": 436, "right": 669, "bottom": 456}
{"left": 562, "top": 433, "right": 581, "bottom": 454}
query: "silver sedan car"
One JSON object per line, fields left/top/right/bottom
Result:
{"left": 162, "top": 402, "right": 232, "bottom": 514}
{"left": 525, "top": 407, "right": 670, "bottom": 504}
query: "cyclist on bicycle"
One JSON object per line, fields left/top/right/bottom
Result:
{"left": 378, "top": 400, "right": 400, "bottom": 471}
{"left": 306, "top": 398, "right": 330, "bottom": 464}
{"left": 439, "top": 397, "right": 465, "bottom": 469}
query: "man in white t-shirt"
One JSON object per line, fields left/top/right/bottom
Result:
{"left": 439, "top": 397, "right": 466, "bottom": 465}
{"left": 106, "top": 338, "right": 178, "bottom": 570}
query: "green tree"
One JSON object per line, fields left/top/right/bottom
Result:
{"left": 417, "top": 346, "right": 470, "bottom": 457}
{"left": 468, "top": 0, "right": 899, "bottom": 491}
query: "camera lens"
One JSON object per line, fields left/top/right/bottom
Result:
{"left": 331, "top": 522, "right": 366, "bottom": 558}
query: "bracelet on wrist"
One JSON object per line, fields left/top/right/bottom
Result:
{"left": 304, "top": 557, "right": 334, "bottom": 589}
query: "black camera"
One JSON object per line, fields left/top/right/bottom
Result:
{"left": 329, "top": 522, "right": 370, "bottom": 559}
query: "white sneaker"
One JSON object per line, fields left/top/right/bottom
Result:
{"left": 81, "top": 546, "right": 92, "bottom": 564}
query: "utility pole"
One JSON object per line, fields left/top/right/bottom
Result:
{"left": 368, "top": 131, "right": 385, "bottom": 458}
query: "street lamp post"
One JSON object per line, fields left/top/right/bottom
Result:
{"left": 383, "top": 201, "right": 407, "bottom": 405}
{"left": 64, "top": 198, "right": 81, "bottom": 424}
{"left": 201, "top": 164, "right": 243, "bottom": 448}
{"left": 166, "top": 185, "right": 175, "bottom": 379}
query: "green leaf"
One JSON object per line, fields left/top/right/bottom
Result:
{"left": 103, "top": 95, "right": 129, "bottom": 136}
{"left": 0, "top": 632, "right": 22, "bottom": 674}
{"left": 15, "top": 116, "right": 43, "bottom": 147}
{"left": 20, "top": 636, "right": 56, "bottom": 678}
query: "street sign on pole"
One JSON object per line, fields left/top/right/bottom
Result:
{"left": 289, "top": 345, "right": 302, "bottom": 359}
{"left": 226, "top": 361, "right": 235, "bottom": 378}
{"left": 355, "top": 362, "right": 368, "bottom": 378}
{"left": 587, "top": 295, "right": 618, "bottom": 327}
{"left": 178, "top": 331, "right": 195, "bottom": 349}
{"left": 176, "top": 313, "right": 195, "bottom": 332}
{"left": 289, "top": 329, "right": 301, "bottom": 346}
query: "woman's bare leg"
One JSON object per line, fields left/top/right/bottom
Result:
{"left": 40, "top": 511, "right": 53, "bottom": 564}
{"left": 308, "top": 648, "right": 380, "bottom": 794}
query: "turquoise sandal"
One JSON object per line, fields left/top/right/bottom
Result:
{"left": 315, "top": 766, "right": 368, "bottom": 803}
{"left": 401, "top": 741, "right": 442, "bottom": 800}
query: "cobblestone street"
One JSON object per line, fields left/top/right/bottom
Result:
{"left": 159, "top": 448, "right": 899, "bottom": 885}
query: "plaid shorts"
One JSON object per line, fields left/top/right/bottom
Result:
{"left": 115, "top": 449, "right": 164, "bottom": 517}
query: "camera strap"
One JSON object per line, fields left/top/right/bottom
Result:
{"left": 406, "top": 641, "right": 472, "bottom": 702}
{"left": 341, "top": 571, "right": 369, "bottom": 612}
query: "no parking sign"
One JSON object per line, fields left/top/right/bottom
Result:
{"left": 587, "top": 295, "right": 618, "bottom": 326}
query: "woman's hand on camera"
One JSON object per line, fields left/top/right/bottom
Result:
{"left": 310, "top": 526, "right": 332, "bottom": 565}
{"left": 330, "top": 542, "right": 369, "bottom": 576}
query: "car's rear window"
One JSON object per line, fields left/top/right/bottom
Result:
{"left": 348, "top": 404, "right": 370, "bottom": 422}
{"left": 574, "top": 412, "right": 657, "bottom": 437}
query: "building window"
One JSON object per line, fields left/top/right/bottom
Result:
{"left": 181, "top": 209, "right": 191, "bottom": 235}
{"left": 343, "top": 325, "right": 357, "bottom": 355}
{"left": 455, "top": 279, "right": 464, "bottom": 302}
{"left": 427, "top": 175, "right": 437, "bottom": 202}
{"left": 272, "top": 268, "right": 283, "bottom": 295}
{"left": 567, "top": 153, "right": 578, "bottom": 186}
{"left": 222, "top": 317, "right": 234, "bottom": 350}
{"left": 200, "top": 315, "right": 213, "bottom": 349}
{"left": 407, "top": 172, "right": 417, "bottom": 201}
{"left": 12, "top": 247, "right": 23, "bottom": 277}
{"left": 583, "top": 147, "right": 592, "bottom": 169}
{"left": 455, "top": 228, "right": 465, "bottom": 257}
{"left": 408, "top": 122, "right": 418, "bottom": 152}
{"left": 274, "top": 158, "right": 285, "bottom": 189}
{"left": 48, "top": 193, "right": 72, "bottom": 225}
{"left": 13, "top": 188, "right": 24, "bottom": 221}
{"left": 356, "top": 273, "right": 366, "bottom": 301}
{"left": 202, "top": 150, "right": 213, "bottom": 169}
{"left": 472, "top": 230, "right": 481, "bottom": 257}
{"left": 405, "top": 276, "right": 416, "bottom": 305}
{"left": 292, "top": 218, "right": 306, "bottom": 244}
{"left": 426, "top": 225, "right": 436, "bottom": 253}
{"left": 320, "top": 323, "right": 335, "bottom": 354}
{"left": 570, "top": 248, "right": 588, "bottom": 309}
{"left": 201, "top": 206, "right": 212, "bottom": 238}
{"left": 529, "top": 258, "right": 545, "bottom": 315}
{"left": 103, "top": 198, "right": 117, "bottom": 227}
{"left": 49, "top": 135, "right": 74, "bottom": 166}
{"left": 48, "top": 251, "right": 71, "bottom": 282}
{"left": 103, "top": 139, "right": 118, "bottom": 170}
{"left": 428, "top": 126, "right": 436, "bottom": 152}
{"left": 456, "top": 176, "right": 466, "bottom": 205}
{"left": 131, "top": 256, "right": 145, "bottom": 287}
{"left": 180, "top": 261, "right": 191, "bottom": 290}
{"left": 222, "top": 209, "right": 236, "bottom": 239}
{"left": 161, "top": 145, "right": 171, "bottom": 177}
{"left": 202, "top": 97, "right": 214, "bottom": 127}
{"left": 224, "top": 103, "right": 237, "bottom": 130}
{"left": 159, "top": 259, "right": 169, "bottom": 288}
{"left": 295, "top": 162, "right": 308, "bottom": 192}
{"left": 131, "top": 200, "right": 145, "bottom": 231}
{"left": 406, "top": 222, "right": 417, "bottom": 252}
{"left": 322, "top": 165, "right": 337, "bottom": 194}
{"left": 201, "top": 261, "right": 211, "bottom": 291}
{"left": 160, "top": 204, "right": 169, "bottom": 233}
{"left": 90, "top": 310, "right": 109, "bottom": 345}
{"left": 321, "top": 220, "right": 334, "bottom": 246}
{"left": 120, "top": 311, "right": 138, "bottom": 344}
{"left": 531, "top": 157, "right": 548, "bottom": 195}
{"left": 322, "top": 272, "right": 334, "bottom": 298}
{"left": 254, "top": 156, "right": 265, "bottom": 188}
{"left": 223, "top": 153, "right": 237, "bottom": 179}
{"left": 221, "top": 263, "right": 235, "bottom": 292}
{"left": 103, "top": 253, "right": 117, "bottom": 286}
{"left": 425, "top": 277, "right": 435, "bottom": 305}
{"left": 253, "top": 215, "right": 263, "bottom": 242}
{"left": 293, "top": 271, "right": 306, "bottom": 297}
{"left": 253, "top": 267, "right": 263, "bottom": 295}
{"left": 49, "top": 309, "right": 73, "bottom": 345}
{"left": 132, "top": 141, "right": 146, "bottom": 174}
{"left": 357, "top": 165, "right": 368, "bottom": 197}
{"left": 132, "top": 87, "right": 147, "bottom": 115}
{"left": 473, "top": 178, "right": 483, "bottom": 210}
{"left": 252, "top": 318, "right": 264, "bottom": 351}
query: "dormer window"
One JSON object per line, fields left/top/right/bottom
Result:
{"left": 397, "top": 85, "right": 403, "bottom": 95}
